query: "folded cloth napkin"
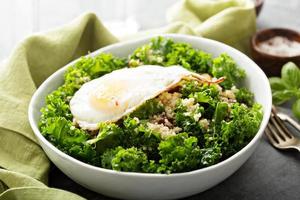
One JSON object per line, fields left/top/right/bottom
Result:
{"left": 0, "top": 0, "right": 255, "bottom": 199}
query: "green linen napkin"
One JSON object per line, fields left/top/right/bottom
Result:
{"left": 0, "top": 0, "right": 255, "bottom": 199}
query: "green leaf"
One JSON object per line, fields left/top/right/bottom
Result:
{"left": 281, "top": 62, "right": 300, "bottom": 89}
{"left": 87, "top": 123, "right": 124, "bottom": 154}
{"left": 192, "top": 91, "right": 212, "bottom": 103}
{"left": 292, "top": 99, "right": 300, "bottom": 120}
{"left": 111, "top": 147, "right": 148, "bottom": 172}
{"left": 211, "top": 54, "right": 245, "bottom": 89}
{"left": 214, "top": 102, "right": 228, "bottom": 125}
{"left": 130, "top": 99, "right": 164, "bottom": 119}
{"left": 158, "top": 133, "right": 202, "bottom": 173}
{"left": 269, "top": 77, "right": 286, "bottom": 91}
{"left": 272, "top": 90, "right": 295, "bottom": 105}
{"left": 235, "top": 88, "right": 254, "bottom": 106}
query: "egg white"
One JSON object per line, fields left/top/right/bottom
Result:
{"left": 70, "top": 65, "right": 195, "bottom": 130}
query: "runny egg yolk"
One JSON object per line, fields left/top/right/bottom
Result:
{"left": 88, "top": 80, "right": 127, "bottom": 113}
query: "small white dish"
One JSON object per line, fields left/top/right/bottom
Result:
{"left": 28, "top": 34, "right": 272, "bottom": 200}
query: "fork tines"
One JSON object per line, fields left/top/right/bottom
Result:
{"left": 265, "top": 107, "right": 296, "bottom": 150}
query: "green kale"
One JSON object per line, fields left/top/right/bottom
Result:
{"left": 235, "top": 87, "right": 254, "bottom": 106}
{"left": 157, "top": 133, "right": 202, "bottom": 173}
{"left": 129, "top": 99, "right": 164, "bottom": 119}
{"left": 71, "top": 53, "right": 126, "bottom": 79}
{"left": 123, "top": 117, "right": 161, "bottom": 160}
{"left": 101, "top": 147, "right": 148, "bottom": 172}
{"left": 182, "top": 82, "right": 220, "bottom": 119}
{"left": 39, "top": 37, "right": 263, "bottom": 174}
{"left": 213, "top": 102, "right": 229, "bottom": 133}
{"left": 129, "top": 37, "right": 212, "bottom": 73}
{"left": 39, "top": 53, "right": 125, "bottom": 165}
{"left": 181, "top": 81, "right": 220, "bottom": 101}
{"left": 39, "top": 117, "right": 98, "bottom": 165}
{"left": 174, "top": 99, "right": 204, "bottom": 140}
{"left": 101, "top": 146, "right": 123, "bottom": 169}
{"left": 220, "top": 103, "right": 263, "bottom": 157}
{"left": 87, "top": 123, "right": 124, "bottom": 154}
{"left": 40, "top": 94, "right": 72, "bottom": 121}
{"left": 212, "top": 54, "right": 245, "bottom": 89}
{"left": 40, "top": 117, "right": 88, "bottom": 146}
{"left": 129, "top": 37, "right": 172, "bottom": 66}
{"left": 165, "top": 43, "right": 212, "bottom": 73}
{"left": 180, "top": 81, "right": 203, "bottom": 98}
{"left": 202, "top": 102, "right": 228, "bottom": 158}
{"left": 200, "top": 146, "right": 222, "bottom": 166}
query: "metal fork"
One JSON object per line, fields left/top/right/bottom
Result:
{"left": 265, "top": 106, "right": 300, "bottom": 152}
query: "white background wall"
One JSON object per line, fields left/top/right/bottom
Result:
{"left": 0, "top": 0, "right": 299, "bottom": 60}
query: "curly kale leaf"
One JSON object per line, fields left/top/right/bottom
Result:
{"left": 87, "top": 123, "right": 124, "bottom": 154}
{"left": 123, "top": 117, "right": 161, "bottom": 160}
{"left": 129, "top": 37, "right": 212, "bottom": 73}
{"left": 174, "top": 99, "right": 204, "bottom": 140}
{"left": 181, "top": 81, "right": 220, "bottom": 100}
{"left": 129, "top": 37, "right": 173, "bottom": 66}
{"left": 101, "top": 146, "right": 123, "bottom": 169}
{"left": 40, "top": 117, "right": 88, "bottom": 145}
{"left": 101, "top": 147, "right": 148, "bottom": 172}
{"left": 71, "top": 53, "right": 126, "bottom": 79}
{"left": 181, "top": 81, "right": 220, "bottom": 119}
{"left": 165, "top": 43, "right": 212, "bottom": 73}
{"left": 64, "top": 53, "right": 125, "bottom": 90}
{"left": 40, "top": 93, "right": 72, "bottom": 121}
{"left": 200, "top": 146, "right": 222, "bottom": 166}
{"left": 157, "top": 133, "right": 202, "bottom": 173}
{"left": 220, "top": 103, "right": 263, "bottom": 157}
{"left": 235, "top": 87, "right": 254, "bottom": 106}
{"left": 212, "top": 54, "right": 245, "bottom": 89}
{"left": 180, "top": 80, "right": 203, "bottom": 98}
{"left": 129, "top": 99, "right": 164, "bottom": 120}
{"left": 39, "top": 117, "right": 98, "bottom": 165}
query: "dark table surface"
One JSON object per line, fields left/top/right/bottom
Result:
{"left": 49, "top": 1, "right": 300, "bottom": 199}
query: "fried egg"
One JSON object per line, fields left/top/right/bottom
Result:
{"left": 70, "top": 65, "right": 221, "bottom": 130}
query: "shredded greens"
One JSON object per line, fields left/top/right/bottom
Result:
{"left": 39, "top": 37, "right": 263, "bottom": 173}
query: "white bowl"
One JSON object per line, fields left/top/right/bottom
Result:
{"left": 28, "top": 34, "right": 272, "bottom": 200}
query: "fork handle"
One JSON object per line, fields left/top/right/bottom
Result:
{"left": 284, "top": 115, "right": 300, "bottom": 132}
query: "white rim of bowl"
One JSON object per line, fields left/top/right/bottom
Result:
{"left": 28, "top": 33, "right": 272, "bottom": 177}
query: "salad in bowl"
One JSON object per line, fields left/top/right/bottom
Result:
{"left": 29, "top": 35, "right": 271, "bottom": 199}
